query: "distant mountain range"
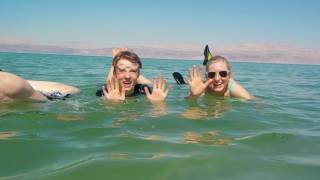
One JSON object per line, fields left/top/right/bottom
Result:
{"left": 0, "top": 40, "right": 319, "bottom": 64}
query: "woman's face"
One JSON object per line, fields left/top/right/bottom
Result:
{"left": 206, "top": 61, "right": 231, "bottom": 94}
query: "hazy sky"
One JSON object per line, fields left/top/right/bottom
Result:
{"left": 1, "top": 0, "right": 319, "bottom": 48}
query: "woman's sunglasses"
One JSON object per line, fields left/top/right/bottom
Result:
{"left": 207, "top": 71, "right": 229, "bottom": 78}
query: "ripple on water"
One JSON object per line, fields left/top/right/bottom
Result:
{"left": 56, "top": 114, "right": 83, "bottom": 121}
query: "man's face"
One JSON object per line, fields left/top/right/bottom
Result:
{"left": 114, "top": 59, "right": 140, "bottom": 94}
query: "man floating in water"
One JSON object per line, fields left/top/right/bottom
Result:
{"left": 96, "top": 49, "right": 169, "bottom": 103}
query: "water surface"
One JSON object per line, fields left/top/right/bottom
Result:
{"left": 1, "top": 52, "right": 320, "bottom": 180}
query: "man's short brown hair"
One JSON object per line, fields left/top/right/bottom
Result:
{"left": 112, "top": 51, "right": 142, "bottom": 68}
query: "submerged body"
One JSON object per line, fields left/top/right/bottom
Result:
{"left": 0, "top": 71, "right": 80, "bottom": 103}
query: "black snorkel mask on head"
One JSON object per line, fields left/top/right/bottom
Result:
{"left": 202, "top": 44, "right": 213, "bottom": 66}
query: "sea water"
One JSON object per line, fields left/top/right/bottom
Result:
{"left": 0, "top": 52, "right": 320, "bottom": 180}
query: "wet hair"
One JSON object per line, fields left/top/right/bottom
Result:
{"left": 205, "top": 55, "right": 232, "bottom": 72}
{"left": 112, "top": 51, "right": 142, "bottom": 69}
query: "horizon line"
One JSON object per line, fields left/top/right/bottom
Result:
{"left": 0, "top": 37, "right": 320, "bottom": 65}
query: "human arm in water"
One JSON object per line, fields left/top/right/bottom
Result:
{"left": 228, "top": 78, "right": 253, "bottom": 100}
{"left": 0, "top": 72, "right": 80, "bottom": 103}
{"left": 106, "top": 48, "right": 151, "bottom": 84}
{"left": 27, "top": 80, "right": 80, "bottom": 96}
{"left": 0, "top": 72, "right": 47, "bottom": 102}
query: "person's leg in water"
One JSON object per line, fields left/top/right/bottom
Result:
{"left": 27, "top": 80, "right": 80, "bottom": 96}
{"left": 0, "top": 72, "right": 47, "bottom": 102}
{"left": 0, "top": 72, "right": 80, "bottom": 102}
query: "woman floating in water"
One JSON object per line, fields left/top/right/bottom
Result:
{"left": 186, "top": 57, "right": 252, "bottom": 100}
{"left": 185, "top": 46, "right": 253, "bottom": 100}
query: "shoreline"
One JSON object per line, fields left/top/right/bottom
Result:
{"left": 1, "top": 50, "right": 319, "bottom": 66}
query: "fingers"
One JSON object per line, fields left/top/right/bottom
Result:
{"left": 112, "top": 49, "right": 118, "bottom": 58}
{"left": 115, "top": 77, "right": 119, "bottom": 91}
{"left": 110, "top": 77, "right": 115, "bottom": 91}
{"left": 159, "top": 75, "right": 163, "bottom": 90}
{"left": 120, "top": 47, "right": 128, "bottom": 51}
{"left": 145, "top": 75, "right": 169, "bottom": 103}
{"left": 186, "top": 77, "right": 191, "bottom": 85}
{"left": 112, "top": 48, "right": 128, "bottom": 57}
{"left": 204, "top": 78, "right": 214, "bottom": 88}
{"left": 110, "top": 66, "right": 114, "bottom": 74}
{"left": 152, "top": 77, "right": 157, "bottom": 89}
{"left": 110, "top": 77, "right": 119, "bottom": 91}
{"left": 188, "top": 65, "right": 201, "bottom": 81}
{"left": 192, "top": 65, "right": 197, "bottom": 79}
{"left": 164, "top": 89, "right": 169, "bottom": 97}
{"left": 108, "top": 78, "right": 120, "bottom": 92}
{"left": 144, "top": 86, "right": 151, "bottom": 97}
{"left": 188, "top": 68, "right": 193, "bottom": 80}
{"left": 106, "top": 79, "right": 112, "bottom": 92}
{"left": 102, "top": 85, "right": 108, "bottom": 95}
{"left": 159, "top": 75, "right": 165, "bottom": 90}
{"left": 198, "top": 66, "right": 203, "bottom": 80}
{"left": 120, "top": 85, "right": 126, "bottom": 98}
{"left": 152, "top": 75, "right": 167, "bottom": 91}
{"left": 106, "top": 65, "right": 114, "bottom": 83}
{"left": 161, "top": 79, "right": 167, "bottom": 91}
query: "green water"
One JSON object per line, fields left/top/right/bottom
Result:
{"left": 1, "top": 52, "right": 320, "bottom": 180}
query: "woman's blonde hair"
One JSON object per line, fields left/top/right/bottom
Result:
{"left": 205, "top": 55, "right": 232, "bottom": 72}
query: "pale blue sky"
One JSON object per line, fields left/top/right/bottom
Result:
{"left": 1, "top": 0, "right": 320, "bottom": 48}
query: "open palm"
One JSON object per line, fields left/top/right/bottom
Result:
{"left": 187, "top": 65, "right": 213, "bottom": 97}
{"left": 144, "top": 76, "right": 168, "bottom": 103}
{"left": 102, "top": 78, "right": 125, "bottom": 101}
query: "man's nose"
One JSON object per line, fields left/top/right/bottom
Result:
{"left": 124, "top": 71, "right": 131, "bottom": 78}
